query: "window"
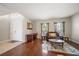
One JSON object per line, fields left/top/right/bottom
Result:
{"left": 41, "top": 23, "right": 49, "bottom": 36}
{"left": 54, "top": 22, "right": 65, "bottom": 36}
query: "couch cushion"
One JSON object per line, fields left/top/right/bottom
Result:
{"left": 49, "top": 33, "right": 57, "bottom": 37}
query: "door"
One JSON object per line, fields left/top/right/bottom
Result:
{"left": 10, "top": 14, "right": 23, "bottom": 41}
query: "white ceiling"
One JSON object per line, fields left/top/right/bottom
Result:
{"left": 0, "top": 3, "right": 79, "bottom": 20}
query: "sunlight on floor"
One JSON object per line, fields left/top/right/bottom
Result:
{"left": 42, "top": 40, "right": 48, "bottom": 54}
{"left": 0, "top": 40, "right": 23, "bottom": 55}
{"left": 42, "top": 49, "right": 48, "bottom": 54}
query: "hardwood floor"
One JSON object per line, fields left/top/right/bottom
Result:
{"left": 67, "top": 40, "right": 79, "bottom": 50}
{"left": 0, "top": 39, "right": 77, "bottom": 56}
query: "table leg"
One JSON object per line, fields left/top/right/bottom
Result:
{"left": 62, "top": 43, "right": 64, "bottom": 48}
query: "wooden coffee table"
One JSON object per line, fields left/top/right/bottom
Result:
{"left": 49, "top": 39, "right": 64, "bottom": 48}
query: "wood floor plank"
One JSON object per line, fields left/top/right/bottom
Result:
{"left": 0, "top": 39, "right": 77, "bottom": 56}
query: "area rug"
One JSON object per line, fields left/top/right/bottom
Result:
{"left": 42, "top": 41, "right": 79, "bottom": 55}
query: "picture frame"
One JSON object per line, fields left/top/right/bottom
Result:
{"left": 27, "top": 22, "right": 32, "bottom": 30}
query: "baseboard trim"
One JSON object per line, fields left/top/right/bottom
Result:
{"left": 70, "top": 40, "right": 79, "bottom": 45}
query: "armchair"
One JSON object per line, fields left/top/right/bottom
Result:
{"left": 46, "top": 32, "right": 63, "bottom": 41}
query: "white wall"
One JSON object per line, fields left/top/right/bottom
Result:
{"left": 35, "top": 17, "right": 71, "bottom": 38}
{"left": 32, "top": 20, "right": 36, "bottom": 33}
{"left": 0, "top": 15, "right": 10, "bottom": 41}
{"left": 71, "top": 13, "right": 79, "bottom": 44}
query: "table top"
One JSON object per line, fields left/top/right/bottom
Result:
{"left": 49, "top": 39, "right": 64, "bottom": 43}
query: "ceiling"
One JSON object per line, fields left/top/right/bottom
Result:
{"left": 0, "top": 3, "right": 79, "bottom": 20}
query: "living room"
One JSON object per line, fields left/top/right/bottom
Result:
{"left": 0, "top": 3, "right": 79, "bottom": 56}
